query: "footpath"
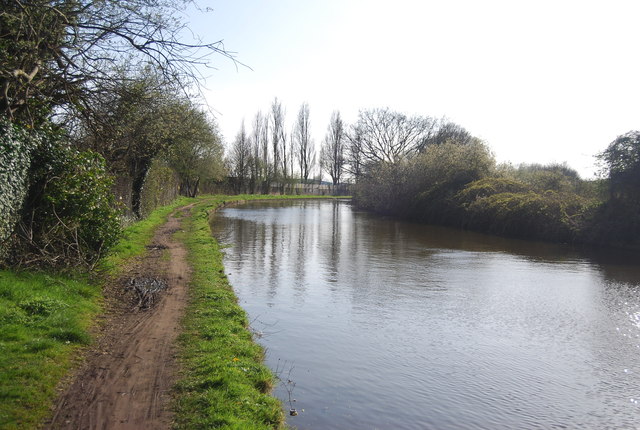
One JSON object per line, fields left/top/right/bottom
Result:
{"left": 45, "top": 205, "right": 193, "bottom": 429}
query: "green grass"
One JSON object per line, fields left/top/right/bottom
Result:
{"left": 100, "top": 196, "right": 196, "bottom": 274}
{"left": 0, "top": 197, "right": 194, "bottom": 430}
{"left": 173, "top": 195, "right": 286, "bottom": 429}
{"left": 0, "top": 194, "right": 347, "bottom": 430}
{"left": 0, "top": 271, "right": 100, "bottom": 429}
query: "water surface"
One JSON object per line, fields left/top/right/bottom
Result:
{"left": 211, "top": 199, "right": 640, "bottom": 429}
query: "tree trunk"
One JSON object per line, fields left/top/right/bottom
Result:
{"left": 131, "top": 157, "right": 152, "bottom": 219}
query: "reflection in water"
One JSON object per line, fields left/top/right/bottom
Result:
{"left": 211, "top": 200, "right": 640, "bottom": 430}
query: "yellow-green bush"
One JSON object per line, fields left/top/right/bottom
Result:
{"left": 139, "top": 159, "right": 180, "bottom": 218}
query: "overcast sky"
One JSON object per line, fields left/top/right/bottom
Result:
{"left": 188, "top": 0, "right": 640, "bottom": 178}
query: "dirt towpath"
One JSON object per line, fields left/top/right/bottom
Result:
{"left": 45, "top": 205, "right": 193, "bottom": 429}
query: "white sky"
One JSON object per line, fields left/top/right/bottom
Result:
{"left": 187, "top": 0, "right": 640, "bottom": 178}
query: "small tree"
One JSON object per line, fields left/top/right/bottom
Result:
{"left": 345, "top": 124, "right": 364, "bottom": 180}
{"left": 251, "top": 111, "right": 271, "bottom": 193}
{"left": 321, "top": 111, "right": 346, "bottom": 187}
{"left": 164, "top": 105, "right": 225, "bottom": 197}
{"left": 598, "top": 131, "right": 640, "bottom": 202}
{"left": 229, "top": 120, "right": 252, "bottom": 193}
{"left": 294, "top": 102, "right": 315, "bottom": 182}
{"left": 270, "top": 98, "right": 285, "bottom": 182}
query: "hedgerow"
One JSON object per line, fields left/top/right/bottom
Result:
{"left": 0, "top": 119, "right": 39, "bottom": 258}
{"left": 6, "top": 132, "right": 122, "bottom": 269}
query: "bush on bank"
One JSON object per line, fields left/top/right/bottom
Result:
{"left": 0, "top": 119, "right": 39, "bottom": 259}
{"left": 1, "top": 121, "right": 122, "bottom": 270}
{"left": 353, "top": 143, "right": 601, "bottom": 245}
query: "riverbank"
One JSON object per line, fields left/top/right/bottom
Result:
{"left": 173, "top": 194, "right": 349, "bottom": 428}
{"left": 0, "top": 194, "right": 346, "bottom": 429}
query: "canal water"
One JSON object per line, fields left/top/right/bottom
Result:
{"left": 210, "top": 199, "right": 640, "bottom": 429}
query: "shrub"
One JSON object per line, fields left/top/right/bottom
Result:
{"left": 139, "top": 159, "right": 180, "bottom": 218}
{"left": 456, "top": 177, "right": 531, "bottom": 202}
{"left": 581, "top": 199, "right": 640, "bottom": 248}
{"left": 457, "top": 180, "right": 594, "bottom": 242}
{"left": 8, "top": 136, "right": 122, "bottom": 269}
{"left": 503, "top": 162, "right": 582, "bottom": 194}
{"left": 354, "top": 141, "right": 496, "bottom": 222}
{"left": 0, "top": 119, "right": 39, "bottom": 257}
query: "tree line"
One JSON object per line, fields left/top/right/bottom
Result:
{"left": 3, "top": 1, "right": 638, "bottom": 272}
{"left": 346, "top": 112, "right": 640, "bottom": 249}
{"left": 227, "top": 103, "right": 472, "bottom": 193}
{"left": 230, "top": 99, "right": 640, "bottom": 249}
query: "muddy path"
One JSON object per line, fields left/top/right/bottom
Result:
{"left": 45, "top": 205, "right": 194, "bottom": 430}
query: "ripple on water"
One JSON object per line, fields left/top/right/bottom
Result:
{"left": 213, "top": 200, "right": 640, "bottom": 429}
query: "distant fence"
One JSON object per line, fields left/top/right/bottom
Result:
{"left": 223, "top": 178, "right": 352, "bottom": 196}
{"left": 284, "top": 183, "right": 351, "bottom": 196}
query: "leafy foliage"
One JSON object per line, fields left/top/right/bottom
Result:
{"left": 9, "top": 139, "right": 121, "bottom": 269}
{"left": 502, "top": 162, "right": 583, "bottom": 194}
{"left": 457, "top": 179, "right": 594, "bottom": 242}
{"left": 163, "top": 104, "right": 226, "bottom": 198}
{"left": 599, "top": 131, "right": 640, "bottom": 201}
{"left": 579, "top": 131, "right": 640, "bottom": 248}
{"left": 0, "top": 119, "right": 39, "bottom": 256}
{"left": 77, "top": 75, "right": 225, "bottom": 216}
{"left": 139, "top": 159, "right": 181, "bottom": 219}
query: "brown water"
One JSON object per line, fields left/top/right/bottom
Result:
{"left": 211, "top": 199, "right": 640, "bottom": 429}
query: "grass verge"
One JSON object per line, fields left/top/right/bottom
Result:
{"left": 173, "top": 195, "right": 288, "bottom": 429}
{"left": 0, "top": 197, "right": 195, "bottom": 430}
{"left": 0, "top": 271, "right": 100, "bottom": 429}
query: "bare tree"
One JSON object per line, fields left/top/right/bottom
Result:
{"left": 294, "top": 102, "right": 315, "bottom": 183}
{"left": 230, "top": 120, "right": 251, "bottom": 193}
{"left": 270, "top": 98, "right": 285, "bottom": 183}
{"left": 355, "top": 108, "right": 437, "bottom": 166}
{"left": 281, "top": 129, "right": 290, "bottom": 181}
{"left": 321, "top": 111, "right": 346, "bottom": 186}
{"left": 346, "top": 124, "right": 364, "bottom": 180}
{"left": 1, "top": 0, "right": 240, "bottom": 125}
{"left": 251, "top": 111, "right": 271, "bottom": 193}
